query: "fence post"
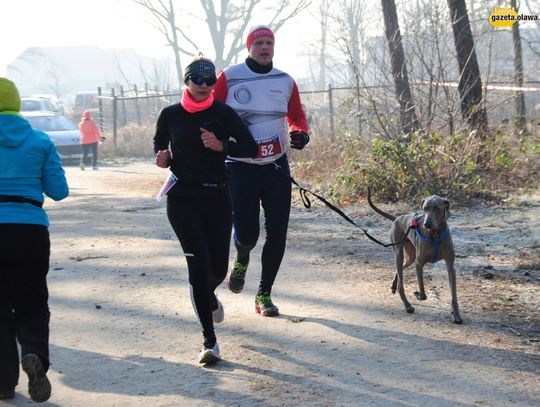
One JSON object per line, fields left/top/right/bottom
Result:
{"left": 97, "top": 86, "right": 104, "bottom": 133}
{"left": 355, "top": 78, "right": 362, "bottom": 138}
{"left": 120, "top": 85, "right": 127, "bottom": 127}
{"left": 327, "top": 83, "right": 335, "bottom": 138}
{"left": 111, "top": 88, "right": 118, "bottom": 149}
{"left": 134, "top": 84, "right": 141, "bottom": 126}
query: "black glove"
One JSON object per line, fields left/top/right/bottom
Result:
{"left": 289, "top": 131, "right": 310, "bottom": 150}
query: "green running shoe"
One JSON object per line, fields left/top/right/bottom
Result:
{"left": 255, "top": 294, "right": 280, "bottom": 317}
{"left": 228, "top": 259, "right": 248, "bottom": 293}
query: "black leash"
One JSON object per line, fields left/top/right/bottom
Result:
{"left": 275, "top": 164, "right": 413, "bottom": 248}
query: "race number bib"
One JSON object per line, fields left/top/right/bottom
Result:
{"left": 256, "top": 134, "right": 282, "bottom": 159}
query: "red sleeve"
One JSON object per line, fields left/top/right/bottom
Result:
{"left": 286, "top": 82, "right": 308, "bottom": 133}
{"left": 213, "top": 70, "right": 228, "bottom": 102}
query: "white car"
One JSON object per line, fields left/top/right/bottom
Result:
{"left": 30, "top": 94, "right": 65, "bottom": 114}
{"left": 22, "top": 111, "right": 81, "bottom": 162}
{"left": 21, "top": 97, "right": 58, "bottom": 113}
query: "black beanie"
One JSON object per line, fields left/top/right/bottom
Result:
{"left": 184, "top": 58, "right": 216, "bottom": 84}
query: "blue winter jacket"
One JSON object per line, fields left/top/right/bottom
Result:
{"left": 0, "top": 113, "right": 69, "bottom": 226}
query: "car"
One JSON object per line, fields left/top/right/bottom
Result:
{"left": 21, "top": 97, "right": 58, "bottom": 113}
{"left": 22, "top": 111, "right": 81, "bottom": 162}
{"left": 30, "top": 94, "right": 65, "bottom": 114}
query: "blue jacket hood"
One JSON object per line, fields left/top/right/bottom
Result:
{"left": 0, "top": 113, "right": 33, "bottom": 147}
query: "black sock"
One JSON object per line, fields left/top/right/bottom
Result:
{"left": 234, "top": 239, "right": 252, "bottom": 265}
{"left": 203, "top": 334, "right": 216, "bottom": 349}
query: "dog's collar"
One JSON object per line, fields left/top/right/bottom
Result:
{"left": 415, "top": 227, "right": 450, "bottom": 243}
{"left": 410, "top": 212, "right": 423, "bottom": 229}
{"left": 410, "top": 214, "right": 447, "bottom": 238}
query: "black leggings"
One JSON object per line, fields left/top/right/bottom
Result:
{"left": 166, "top": 189, "right": 232, "bottom": 344}
{"left": 0, "top": 224, "right": 50, "bottom": 391}
{"left": 227, "top": 154, "right": 292, "bottom": 295}
{"left": 81, "top": 142, "right": 98, "bottom": 167}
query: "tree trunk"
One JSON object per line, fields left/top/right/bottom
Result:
{"left": 447, "top": 0, "right": 488, "bottom": 136}
{"left": 511, "top": 0, "right": 526, "bottom": 132}
{"left": 319, "top": 0, "right": 329, "bottom": 90}
{"left": 168, "top": 0, "right": 183, "bottom": 87}
{"left": 381, "top": 0, "right": 420, "bottom": 135}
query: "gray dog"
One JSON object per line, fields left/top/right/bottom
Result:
{"left": 367, "top": 189, "right": 463, "bottom": 324}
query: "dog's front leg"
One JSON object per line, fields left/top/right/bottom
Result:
{"left": 414, "top": 263, "right": 427, "bottom": 300}
{"left": 395, "top": 247, "right": 414, "bottom": 313}
{"left": 445, "top": 258, "right": 463, "bottom": 324}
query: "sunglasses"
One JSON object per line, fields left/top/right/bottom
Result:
{"left": 189, "top": 75, "right": 217, "bottom": 86}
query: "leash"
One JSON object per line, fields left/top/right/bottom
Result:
{"left": 274, "top": 163, "right": 415, "bottom": 248}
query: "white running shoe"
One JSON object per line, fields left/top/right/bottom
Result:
{"left": 212, "top": 294, "right": 224, "bottom": 323}
{"left": 198, "top": 343, "right": 221, "bottom": 364}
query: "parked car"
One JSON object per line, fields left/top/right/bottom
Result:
{"left": 22, "top": 111, "right": 81, "bottom": 162}
{"left": 30, "top": 94, "right": 65, "bottom": 114}
{"left": 21, "top": 97, "right": 58, "bottom": 113}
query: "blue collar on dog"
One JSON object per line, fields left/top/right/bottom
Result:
{"left": 414, "top": 227, "right": 451, "bottom": 263}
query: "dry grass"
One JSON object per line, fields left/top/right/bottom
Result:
{"left": 100, "top": 122, "right": 155, "bottom": 159}
{"left": 98, "top": 120, "right": 540, "bottom": 205}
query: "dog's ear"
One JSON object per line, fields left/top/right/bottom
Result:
{"left": 443, "top": 198, "right": 450, "bottom": 220}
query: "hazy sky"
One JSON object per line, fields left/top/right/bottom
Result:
{"left": 1, "top": 0, "right": 315, "bottom": 80}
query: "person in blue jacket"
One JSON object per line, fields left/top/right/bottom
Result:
{"left": 0, "top": 78, "right": 69, "bottom": 403}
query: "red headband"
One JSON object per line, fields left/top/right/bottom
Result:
{"left": 246, "top": 26, "right": 274, "bottom": 49}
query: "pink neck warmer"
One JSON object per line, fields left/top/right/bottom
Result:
{"left": 181, "top": 88, "right": 214, "bottom": 113}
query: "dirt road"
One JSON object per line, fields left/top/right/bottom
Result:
{"left": 3, "top": 161, "right": 539, "bottom": 407}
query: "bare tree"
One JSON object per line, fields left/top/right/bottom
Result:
{"left": 128, "top": 0, "right": 196, "bottom": 86}
{"left": 381, "top": 0, "right": 420, "bottom": 134}
{"left": 311, "top": 0, "right": 330, "bottom": 89}
{"left": 328, "top": 0, "right": 369, "bottom": 138}
{"left": 523, "top": 0, "right": 540, "bottom": 57}
{"left": 130, "top": 0, "right": 311, "bottom": 80}
{"left": 511, "top": 0, "right": 526, "bottom": 131}
{"left": 405, "top": 0, "right": 458, "bottom": 135}
{"left": 447, "top": 0, "right": 488, "bottom": 137}
{"left": 200, "top": 0, "right": 311, "bottom": 69}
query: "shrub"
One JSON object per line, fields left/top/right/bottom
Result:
{"left": 100, "top": 123, "right": 155, "bottom": 159}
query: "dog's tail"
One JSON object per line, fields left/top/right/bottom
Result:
{"left": 367, "top": 187, "right": 396, "bottom": 221}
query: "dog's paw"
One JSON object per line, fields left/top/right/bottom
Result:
{"left": 406, "top": 305, "right": 415, "bottom": 314}
{"left": 452, "top": 313, "right": 463, "bottom": 324}
{"left": 414, "top": 291, "right": 427, "bottom": 300}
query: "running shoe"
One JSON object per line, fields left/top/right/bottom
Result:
{"left": 228, "top": 259, "right": 248, "bottom": 293}
{"left": 198, "top": 343, "right": 221, "bottom": 365}
{"left": 21, "top": 353, "right": 51, "bottom": 403}
{"left": 255, "top": 294, "right": 280, "bottom": 317}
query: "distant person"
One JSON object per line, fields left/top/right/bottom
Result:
{"left": 0, "top": 77, "right": 69, "bottom": 402}
{"left": 79, "top": 110, "right": 103, "bottom": 170}
{"left": 153, "top": 55, "right": 257, "bottom": 364}
{"left": 214, "top": 25, "right": 310, "bottom": 317}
